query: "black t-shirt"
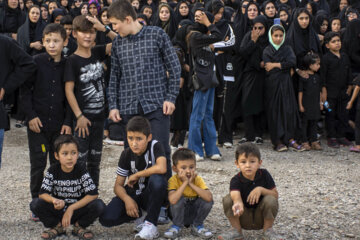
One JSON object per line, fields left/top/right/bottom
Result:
{"left": 116, "top": 140, "right": 165, "bottom": 196}
{"left": 230, "top": 169, "right": 276, "bottom": 209}
{"left": 299, "top": 73, "right": 322, "bottom": 120}
{"left": 64, "top": 45, "right": 107, "bottom": 120}
{"left": 39, "top": 163, "right": 98, "bottom": 209}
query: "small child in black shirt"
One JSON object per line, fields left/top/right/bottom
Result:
{"left": 99, "top": 116, "right": 167, "bottom": 240}
{"left": 321, "top": 32, "right": 353, "bottom": 148}
{"left": 347, "top": 75, "right": 360, "bottom": 152}
{"left": 30, "top": 134, "right": 105, "bottom": 240}
{"left": 298, "top": 52, "right": 323, "bottom": 150}
{"left": 64, "top": 15, "right": 116, "bottom": 187}
{"left": 218, "top": 143, "right": 280, "bottom": 240}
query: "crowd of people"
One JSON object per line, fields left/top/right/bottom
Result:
{"left": 0, "top": 0, "right": 360, "bottom": 239}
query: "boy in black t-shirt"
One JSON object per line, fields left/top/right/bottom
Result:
{"left": 64, "top": 15, "right": 116, "bottom": 187}
{"left": 100, "top": 116, "right": 167, "bottom": 240}
{"left": 218, "top": 143, "right": 280, "bottom": 240}
{"left": 30, "top": 134, "right": 105, "bottom": 240}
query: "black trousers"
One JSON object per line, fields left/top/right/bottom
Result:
{"left": 325, "top": 97, "right": 349, "bottom": 139}
{"left": 30, "top": 198, "right": 105, "bottom": 228}
{"left": 355, "top": 106, "right": 360, "bottom": 145}
{"left": 300, "top": 116, "right": 317, "bottom": 143}
{"left": 244, "top": 113, "right": 263, "bottom": 141}
{"left": 27, "top": 129, "right": 59, "bottom": 199}
{"left": 120, "top": 107, "right": 171, "bottom": 180}
{"left": 74, "top": 120, "right": 104, "bottom": 187}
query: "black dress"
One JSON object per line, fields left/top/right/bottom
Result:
{"left": 263, "top": 44, "right": 300, "bottom": 146}
{"left": 299, "top": 74, "right": 321, "bottom": 120}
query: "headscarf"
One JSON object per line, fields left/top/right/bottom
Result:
{"left": 312, "top": 11, "right": 329, "bottom": 34}
{"left": 278, "top": 4, "right": 291, "bottom": 31}
{"left": 190, "top": 9, "right": 214, "bottom": 34}
{"left": 313, "top": 0, "right": 330, "bottom": 14}
{"left": 343, "top": 19, "right": 360, "bottom": 57}
{"left": 252, "top": 15, "right": 269, "bottom": 48}
{"left": 275, "top": 0, "right": 296, "bottom": 10}
{"left": 0, "top": 0, "right": 26, "bottom": 33}
{"left": 49, "top": 8, "right": 65, "bottom": 23}
{"left": 224, "top": 6, "right": 235, "bottom": 22}
{"left": 174, "top": 0, "right": 193, "bottom": 26}
{"left": 88, "top": 0, "right": 101, "bottom": 14}
{"left": 172, "top": 19, "right": 193, "bottom": 52}
{"left": 269, "top": 24, "right": 286, "bottom": 50}
{"left": 234, "top": 1, "right": 260, "bottom": 44}
{"left": 153, "top": 3, "right": 177, "bottom": 39}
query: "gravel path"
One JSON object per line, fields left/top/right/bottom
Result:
{"left": 0, "top": 121, "right": 359, "bottom": 240}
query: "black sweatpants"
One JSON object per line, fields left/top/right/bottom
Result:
{"left": 325, "top": 97, "right": 349, "bottom": 139}
{"left": 27, "top": 129, "right": 59, "bottom": 199}
{"left": 30, "top": 198, "right": 105, "bottom": 228}
{"left": 300, "top": 116, "right": 318, "bottom": 143}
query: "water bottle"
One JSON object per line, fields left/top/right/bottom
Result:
{"left": 323, "top": 101, "right": 332, "bottom": 112}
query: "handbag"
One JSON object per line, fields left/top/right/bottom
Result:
{"left": 191, "top": 54, "right": 218, "bottom": 92}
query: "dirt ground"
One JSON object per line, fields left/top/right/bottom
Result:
{"left": 0, "top": 120, "right": 359, "bottom": 240}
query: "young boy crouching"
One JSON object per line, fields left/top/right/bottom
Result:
{"left": 164, "top": 148, "right": 213, "bottom": 239}
{"left": 30, "top": 134, "right": 105, "bottom": 240}
{"left": 218, "top": 143, "right": 280, "bottom": 240}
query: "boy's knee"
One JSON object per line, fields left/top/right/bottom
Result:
{"left": 198, "top": 198, "right": 214, "bottom": 211}
{"left": 222, "top": 194, "right": 234, "bottom": 217}
{"left": 148, "top": 174, "right": 167, "bottom": 191}
{"left": 89, "top": 199, "right": 106, "bottom": 216}
{"left": 170, "top": 196, "right": 186, "bottom": 208}
{"left": 30, "top": 198, "right": 46, "bottom": 213}
{"left": 260, "top": 195, "right": 278, "bottom": 218}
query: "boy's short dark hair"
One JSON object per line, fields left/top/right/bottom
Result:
{"left": 72, "top": 15, "right": 94, "bottom": 32}
{"left": 302, "top": 52, "right": 320, "bottom": 69}
{"left": 60, "top": 14, "right": 73, "bottom": 25}
{"left": 235, "top": 143, "right": 261, "bottom": 161}
{"left": 172, "top": 148, "right": 196, "bottom": 166}
{"left": 42, "top": 23, "right": 67, "bottom": 41}
{"left": 54, "top": 134, "right": 79, "bottom": 154}
{"left": 108, "top": 0, "right": 137, "bottom": 21}
{"left": 324, "top": 31, "right": 340, "bottom": 45}
{"left": 126, "top": 116, "right": 151, "bottom": 137}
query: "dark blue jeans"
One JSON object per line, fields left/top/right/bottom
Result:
{"left": 120, "top": 108, "right": 171, "bottom": 179}
{"left": 99, "top": 174, "right": 167, "bottom": 227}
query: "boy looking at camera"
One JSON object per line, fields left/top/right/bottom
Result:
{"left": 99, "top": 116, "right": 167, "bottom": 240}
{"left": 218, "top": 143, "right": 279, "bottom": 240}
{"left": 164, "top": 148, "right": 213, "bottom": 239}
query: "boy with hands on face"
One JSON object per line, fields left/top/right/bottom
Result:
{"left": 218, "top": 143, "right": 280, "bottom": 240}
{"left": 164, "top": 148, "right": 214, "bottom": 239}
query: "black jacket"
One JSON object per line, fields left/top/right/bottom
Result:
{"left": 0, "top": 35, "right": 36, "bottom": 129}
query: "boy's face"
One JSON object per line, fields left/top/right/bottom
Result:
{"left": 73, "top": 29, "right": 96, "bottom": 48}
{"left": 173, "top": 159, "right": 196, "bottom": 179}
{"left": 127, "top": 131, "right": 152, "bottom": 156}
{"left": 109, "top": 17, "right": 133, "bottom": 38}
{"left": 235, "top": 153, "right": 262, "bottom": 180}
{"left": 326, "top": 36, "right": 341, "bottom": 52}
{"left": 63, "top": 24, "right": 73, "bottom": 37}
{"left": 55, "top": 143, "right": 78, "bottom": 172}
{"left": 43, "top": 32, "right": 65, "bottom": 59}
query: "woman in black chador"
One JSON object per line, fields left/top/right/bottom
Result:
{"left": 263, "top": 24, "right": 305, "bottom": 152}
{"left": 238, "top": 15, "right": 268, "bottom": 144}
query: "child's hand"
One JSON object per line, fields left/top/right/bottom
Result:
{"left": 53, "top": 199, "right": 65, "bottom": 210}
{"left": 124, "top": 197, "right": 139, "bottom": 218}
{"left": 127, "top": 173, "right": 139, "bottom": 188}
{"left": 247, "top": 187, "right": 262, "bottom": 205}
{"left": 299, "top": 105, "right": 305, "bottom": 112}
{"left": 29, "top": 117, "right": 43, "bottom": 133}
{"left": 60, "top": 125, "right": 72, "bottom": 135}
{"left": 265, "top": 63, "right": 277, "bottom": 72}
{"left": 62, "top": 207, "right": 74, "bottom": 228}
{"left": 346, "top": 101, "right": 353, "bottom": 110}
{"left": 86, "top": 16, "right": 105, "bottom": 32}
{"left": 178, "top": 170, "right": 189, "bottom": 184}
{"left": 189, "top": 170, "right": 197, "bottom": 184}
{"left": 260, "top": 61, "right": 265, "bottom": 68}
{"left": 232, "top": 202, "right": 244, "bottom": 216}
{"left": 75, "top": 116, "right": 91, "bottom": 138}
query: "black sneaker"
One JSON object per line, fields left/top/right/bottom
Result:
{"left": 253, "top": 137, "right": 264, "bottom": 144}
{"left": 327, "top": 138, "right": 340, "bottom": 148}
{"left": 337, "top": 137, "right": 353, "bottom": 146}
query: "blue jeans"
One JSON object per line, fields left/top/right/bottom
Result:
{"left": 188, "top": 88, "right": 220, "bottom": 157}
{"left": 0, "top": 129, "right": 4, "bottom": 168}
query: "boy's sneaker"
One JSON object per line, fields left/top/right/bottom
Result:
{"left": 191, "top": 225, "right": 213, "bottom": 239}
{"left": 337, "top": 137, "right": 353, "bottom": 146}
{"left": 238, "top": 137, "right": 248, "bottom": 144}
{"left": 254, "top": 137, "right": 264, "bottom": 144}
{"left": 164, "top": 225, "right": 181, "bottom": 239}
{"left": 133, "top": 213, "right": 147, "bottom": 233}
{"left": 135, "top": 221, "right": 159, "bottom": 240}
{"left": 327, "top": 138, "right": 340, "bottom": 148}
{"left": 195, "top": 154, "right": 204, "bottom": 161}
{"left": 223, "top": 142, "right": 233, "bottom": 148}
{"left": 210, "top": 154, "right": 221, "bottom": 161}
{"left": 262, "top": 228, "right": 284, "bottom": 240}
{"left": 30, "top": 212, "right": 39, "bottom": 222}
{"left": 217, "top": 228, "right": 244, "bottom": 240}
{"left": 157, "top": 207, "right": 170, "bottom": 225}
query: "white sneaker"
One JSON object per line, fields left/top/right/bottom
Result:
{"left": 195, "top": 154, "right": 204, "bottom": 161}
{"left": 133, "top": 212, "right": 147, "bottom": 233}
{"left": 223, "top": 142, "right": 233, "bottom": 148}
{"left": 164, "top": 225, "right": 181, "bottom": 239}
{"left": 210, "top": 154, "right": 221, "bottom": 161}
{"left": 135, "top": 221, "right": 159, "bottom": 240}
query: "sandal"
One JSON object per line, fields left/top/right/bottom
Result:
{"left": 41, "top": 225, "right": 65, "bottom": 240}
{"left": 275, "top": 144, "right": 288, "bottom": 152}
{"left": 302, "top": 142, "right": 311, "bottom": 151}
{"left": 289, "top": 140, "right": 306, "bottom": 152}
{"left": 72, "top": 225, "right": 94, "bottom": 240}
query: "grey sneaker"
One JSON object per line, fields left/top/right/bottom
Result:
{"left": 164, "top": 225, "right": 181, "bottom": 239}
{"left": 157, "top": 207, "right": 170, "bottom": 225}
{"left": 262, "top": 228, "right": 283, "bottom": 240}
{"left": 218, "top": 228, "right": 244, "bottom": 240}
{"left": 191, "top": 225, "right": 213, "bottom": 239}
{"left": 134, "top": 221, "right": 159, "bottom": 240}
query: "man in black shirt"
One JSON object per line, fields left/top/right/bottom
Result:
{"left": 20, "top": 24, "right": 72, "bottom": 219}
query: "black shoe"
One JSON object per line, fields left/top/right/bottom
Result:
{"left": 327, "top": 138, "right": 340, "bottom": 148}
{"left": 337, "top": 137, "right": 353, "bottom": 146}
{"left": 253, "top": 137, "right": 263, "bottom": 144}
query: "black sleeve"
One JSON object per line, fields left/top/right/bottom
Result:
{"left": 280, "top": 46, "right": 297, "bottom": 70}
{"left": 3, "top": 37, "right": 36, "bottom": 94}
{"left": 239, "top": 33, "right": 256, "bottom": 58}
{"left": 116, "top": 149, "right": 130, "bottom": 177}
{"left": 229, "top": 174, "right": 241, "bottom": 191}
{"left": 153, "top": 141, "right": 166, "bottom": 163}
{"left": 190, "top": 24, "right": 223, "bottom": 49}
{"left": 262, "top": 46, "right": 271, "bottom": 64}
{"left": 262, "top": 169, "right": 276, "bottom": 189}
{"left": 92, "top": 45, "right": 107, "bottom": 62}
